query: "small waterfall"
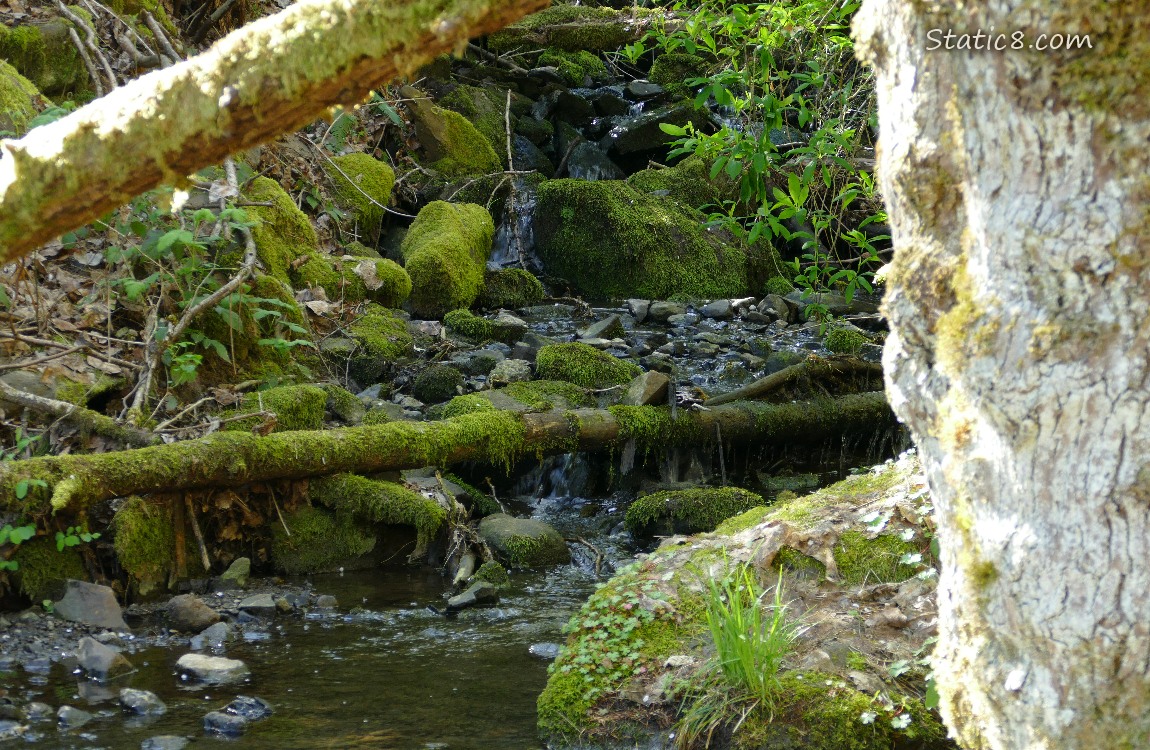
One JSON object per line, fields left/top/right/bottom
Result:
{"left": 512, "top": 453, "right": 592, "bottom": 499}
{"left": 489, "top": 177, "right": 538, "bottom": 269}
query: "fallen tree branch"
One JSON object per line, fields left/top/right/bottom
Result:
{"left": 0, "top": 380, "right": 158, "bottom": 448}
{"left": 0, "top": 392, "right": 892, "bottom": 515}
{"left": 704, "top": 356, "right": 885, "bottom": 407}
{"left": 0, "top": 0, "right": 550, "bottom": 263}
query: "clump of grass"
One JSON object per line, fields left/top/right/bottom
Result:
{"left": 676, "top": 561, "right": 800, "bottom": 748}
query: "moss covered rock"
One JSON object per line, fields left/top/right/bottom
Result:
{"left": 112, "top": 496, "right": 174, "bottom": 596}
{"left": 825, "top": 326, "right": 869, "bottom": 355}
{"left": 320, "top": 383, "right": 366, "bottom": 424}
{"left": 0, "top": 59, "right": 50, "bottom": 135}
{"left": 225, "top": 385, "right": 327, "bottom": 433}
{"left": 625, "top": 486, "right": 764, "bottom": 537}
{"left": 324, "top": 153, "right": 395, "bottom": 237}
{"left": 535, "top": 178, "right": 785, "bottom": 300}
{"left": 649, "top": 52, "right": 709, "bottom": 98}
{"left": 438, "top": 84, "right": 511, "bottom": 168}
{"left": 11, "top": 537, "right": 86, "bottom": 601}
{"left": 535, "top": 342, "right": 640, "bottom": 389}
{"left": 243, "top": 177, "right": 320, "bottom": 286}
{"left": 348, "top": 304, "right": 414, "bottom": 359}
{"left": 478, "top": 513, "right": 570, "bottom": 568}
{"left": 475, "top": 268, "right": 545, "bottom": 310}
{"left": 444, "top": 308, "right": 526, "bottom": 343}
{"left": 626, "top": 156, "right": 724, "bottom": 213}
{"left": 406, "top": 94, "right": 502, "bottom": 177}
{"left": 309, "top": 474, "right": 446, "bottom": 559}
{"left": 329, "top": 255, "right": 412, "bottom": 307}
{"left": 474, "top": 560, "right": 510, "bottom": 587}
{"left": 270, "top": 506, "right": 376, "bottom": 575}
{"left": 488, "top": 5, "right": 653, "bottom": 53}
{"left": 412, "top": 364, "right": 464, "bottom": 403}
{"left": 0, "top": 19, "right": 89, "bottom": 98}
{"left": 401, "top": 202, "right": 495, "bottom": 318}
{"left": 538, "top": 49, "right": 608, "bottom": 86}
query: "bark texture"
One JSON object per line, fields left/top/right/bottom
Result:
{"left": 0, "top": 394, "right": 890, "bottom": 516}
{"left": 0, "top": 0, "right": 548, "bottom": 261}
{"left": 855, "top": 2, "right": 1150, "bottom": 748}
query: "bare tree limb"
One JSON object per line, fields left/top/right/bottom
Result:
{"left": 0, "top": 0, "right": 549, "bottom": 263}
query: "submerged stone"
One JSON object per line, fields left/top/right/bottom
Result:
{"left": 176, "top": 654, "right": 250, "bottom": 685}
{"left": 479, "top": 514, "right": 570, "bottom": 568}
{"left": 75, "top": 636, "right": 134, "bottom": 681}
{"left": 119, "top": 688, "right": 167, "bottom": 716}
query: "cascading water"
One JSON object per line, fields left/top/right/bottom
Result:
{"left": 489, "top": 177, "right": 539, "bottom": 270}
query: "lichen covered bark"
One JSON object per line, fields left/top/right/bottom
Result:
{"left": 856, "top": 1, "right": 1150, "bottom": 746}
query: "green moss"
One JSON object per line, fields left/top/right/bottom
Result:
{"left": 535, "top": 179, "right": 782, "bottom": 300}
{"left": 649, "top": 52, "right": 708, "bottom": 98}
{"left": 348, "top": 304, "right": 415, "bottom": 359}
{"left": 626, "top": 156, "right": 723, "bottom": 212}
{"left": 767, "top": 465, "right": 906, "bottom": 531}
{"left": 243, "top": 177, "right": 320, "bottom": 286}
{"left": 224, "top": 385, "right": 327, "bottom": 433}
{"left": 625, "top": 486, "right": 764, "bottom": 537}
{"left": 479, "top": 514, "right": 570, "bottom": 568}
{"left": 763, "top": 277, "right": 795, "bottom": 297}
{"left": 489, "top": 5, "right": 651, "bottom": 53}
{"left": 0, "top": 20, "right": 88, "bottom": 99}
{"left": 825, "top": 327, "right": 868, "bottom": 355}
{"left": 442, "top": 393, "right": 498, "bottom": 419}
{"left": 503, "top": 533, "right": 569, "bottom": 568}
{"left": 11, "top": 537, "right": 87, "bottom": 601}
{"left": 55, "top": 375, "right": 121, "bottom": 409}
{"left": 401, "top": 202, "right": 495, "bottom": 318}
{"left": 443, "top": 308, "right": 525, "bottom": 343}
{"left": 515, "top": 116, "right": 553, "bottom": 145}
{"left": 438, "top": 84, "right": 509, "bottom": 167}
{"left": 325, "top": 153, "right": 396, "bottom": 236}
{"left": 733, "top": 672, "right": 946, "bottom": 749}
{"left": 538, "top": 49, "right": 607, "bottom": 85}
{"left": 502, "top": 380, "right": 595, "bottom": 410}
{"left": 714, "top": 505, "right": 771, "bottom": 535}
{"left": 427, "top": 105, "right": 502, "bottom": 176}
{"left": 362, "top": 407, "right": 395, "bottom": 425}
{"left": 112, "top": 495, "right": 173, "bottom": 596}
{"left": 473, "top": 559, "right": 509, "bottom": 587}
{"left": 0, "top": 59, "right": 48, "bottom": 135}
{"left": 773, "top": 546, "right": 828, "bottom": 580}
{"left": 310, "top": 473, "right": 445, "bottom": 557}
{"left": 835, "top": 531, "right": 918, "bottom": 585}
{"left": 475, "top": 268, "right": 545, "bottom": 310}
{"left": 413, "top": 364, "right": 464, "bottom": 403}
{"left": 329, "top": 255, "right": 412, "bottom": 306}
{"left": 320, "top": 383, "right": 365, "bottom": 424}
{"left": 535, "top": 342, "right": 640, "bottom": 389}
{"left": 270, "top": 505, "right": 376, "bottom": 575}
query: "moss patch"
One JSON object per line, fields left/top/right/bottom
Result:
{"left": 270, "top": 505, "right": 376, "bottom": 575}
{"left": 0, "top": 59, "right": 49, "bottom": 135}
{"left": 320, "top": 383, "right": 365, "bottom": 424}
{"left": 825, "top": 326, "right": 868, "bottom": 355}
{"left": 224, "top": 385, "right": 327, "bottom": 433}
{"left": 538, "top": 49, "right": 607, "bottom": 85}
{"left": 835, "top": 530, "right": 919, "bottom": 585}
{"left": 475, "top": 268, "right": 544, "bottom": 310}
{"left": 763, "top": 276, "right": 796, "bottom": 296}
{"left": 502, "top": 380, "right": 595, "bottom": 410}
{"left": 474, "top": 559, "right": 509, "bottom": 586}
{"left": 438, "top": 84, "right": 510, "bottom": 168}
{"left": 714, "top": 505, "right": 771, "bottom": 535}
{"left": 413, "top": 364, "right": 464, "bottom": 403}
{"left": 442, "top": 393, "right": 498, "bottom": 419}
{"left": 330, "top": 255, "right": 412, "bottom": 307}
{"left": 535, "top": 342, "right": 640, "bottom": 389}
{"left": 310, "top": 473, "right": 445, "bottom": 557}
{"left": 478, "top": 513, "right": 570, "bottom": 568}
{"left": 489, "top": 5, "right": 652, "bottom": 53}
{"left": 324, "top": 152, "right": 395, "bottom": 237}
{"left": 625, "top": 486, "right": 764, "bottom": 537}
{"left": 348, "top": 304, "right": 415, "bottom": 359}
{"left": 243, "top": 177, "right": 320, "bottom": 287}
{"left": 11, "top": 537, "right": 87, "bottom": 601}
{"left": 443, "top": 308, "right": 525, "bottom": 343}
{"left": 401, "top": 202, "right": 495, "bottom": 318}
{"left": 0, "top": 19, "right": 89, "bottom": 99}
{"left": 112, "top": 495, "right": 173, "bottom": 596}
{"left": 649, "top": 52, "right": 708, "bottom": 98}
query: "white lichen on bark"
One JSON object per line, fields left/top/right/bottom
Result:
{"left": 856, "top": 1, "right": 1150, "bottom": 748}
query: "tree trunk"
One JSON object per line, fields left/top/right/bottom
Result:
{"left": 855, "top": 3, "right": 1150, "bottom": 747}
{"left": 0, "top": 393, "right": 891, "bottom": 516}
{"left": 0, "top": 0, "right": 548, "bottom": 262}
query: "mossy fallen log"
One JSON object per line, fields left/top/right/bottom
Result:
{"left": 0, "top": 393, "right": 891, "bottom": 517}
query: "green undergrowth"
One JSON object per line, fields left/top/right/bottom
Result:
{"left": 309, "top": 473, "right": 445, "bottom": 558}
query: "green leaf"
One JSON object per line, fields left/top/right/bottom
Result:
{"left": 658, "top": 122, "right": 687, "bottom": 136}
{"left": 214, "top": 306, "right": 243, "bottom": 331}
{"left": 15, "top": 480, "right": 28, "bottom": 499}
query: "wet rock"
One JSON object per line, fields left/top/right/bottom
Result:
{"left": 176, "top": 653, "right": 251, "bottom": 685}
{"left": 666, "top": 312, "right": 699, "bottom": 327}
{"left": 626, "top": 80, "right": 664, "bottom": 99}
{"left": 565, "top": 142, "right": 625, "bottom": 182}
{"left": 601, "top": 102, "right": 710, "bottom": 157}
{"left": 647, "top": 301, "right": 687, "bottom": 322}
{"left": 446, "top": 581, "right": 499, "bottom": 612}
{"left": 218, "top": 557, "right": 250, "bottom": 589}
{"left": 76, "top": 636, "right": 134, "bottom": 681}
{"left": 0, "top": 721, "right": 26, "bottom": 741}
{"left": 693, "top": 342, "right": 720, "bottom": 357}
{"left": 0, "top": 699, "right": 17, "bottom": 721}
{"left": 57, "top": 705, "right": 93, "bottom": 729}
{"left": 579, "top": 314, "right": 625, "bottom": 340}
{"left": 626, "top": 299, "right": 651, "bottom": 324}
{"left": 53, "top": 580, "right": 128, "bottom": 630}
{"left": 701, "top": 299, "right": 733, "bottom": 319}
{"left": 119, "top": 688, "right": 166, "bottom": 716}
{"left": 512, "top": 135, "right": 555, "bottom": 178}
{"left": 190, "top": 621, "right": 232, "bottom": 651}
{"left": 479, "top": 514, "right": 571, "bottom": 568}
{"left": 622, "top": 371, "right": 670, "bottom": 406}
{"left": 76, "top": 679, "right": 117, "bottom": 703}
{"left": 141, "top": 736, "right": 189, "bottom": 750}
{"left": 167, "top": 594, "right": 220, "bottom": 633}
{"left": 275, "top": 596, "right": 293, "bottom": 613}
{"left": 490, "top": 358, "right": 533, "bottom": 385}
{"left": 314, "top": 595, "right": 338, "bottom": 609}
{"left": 203, "top": 710, "right": 247, "bottom": 736}
{"left": 760, "top": 293, "right": 793, "bottom": 322}
{"left": 238, "top": 593, "right": 277, "bottom": 616}
{"left": 533, "top": 89, "right": 596, "bottom": 126}
{"left": 528, "top": 643, "right": 562, "bottom": 660}
{"left": 23, "top": 702, "right": 53, "bottom": 722}
{"left": 223, "top": 696, "right": 273, "bottom": 721}
{"left": 587, "top": 88, "right": 630, "bottom": 117}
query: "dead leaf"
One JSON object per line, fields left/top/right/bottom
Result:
{"left": 85, "top": 356, "right": 122, "bottom": 375}
{"left": 304, "top": 299, "right": 338, "bottom": 315}
{"left": 353, "top": 259, "right": 383, "bottom": 290}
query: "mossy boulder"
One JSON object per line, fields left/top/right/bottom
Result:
{"left": 329, "top": 255, "right": 412, "bottom": 307}
{"left": 444, "top": 380, "right": 595, "bottom": 416}
{"left": 412, "top": 364, "right": 464, "bottom": 403}
{"left": 478, "top": 513, "right": 570, "bottom": 568}
{"left": 488, "top": 5, "right": 653, "bottom": 53}
{"left": 348, "top": 304, "right": 414, "bottom": 359}
{"left": 825, "top": 326, "right": 869, "bottom": 355}
{"left": 11, "top": 538, "right": 86, "bottom": 601}
{"left": 309, "top": 474, "right": 446, "bottom": 559}
{"left": 649, "top": 52, "right": 709, "bottom": 98}
{"left": 406, "top": 94, "right": 501, "bottom": 177}
{"left": 444, "top": 308, "right": 526, "bottom": 343}
{"left": 438, "top": 84, "right": 510, "bottom": 168}
{"left": 535, "top": 178, "right": 785, "bottom": 300}
{"left": 538, "top": 49, "right": 608, "bottom": 86}
{"left": 243, "top": 177, "right": 320, "bottom": 286}
{"left": 0, "top": 18, "right": 90, "bottom": 98}
{"left": 324, "top": 153, "right": 396, "bottom": 237}
{"left": 320, "top": 383, "right": 366, "bottom": 424}
{"left": 475, "top": 268, "right": 545, "bottom": 310}
{"left": 224, "top": 385, "right": 327, "bottom": 433}
{"left": 474, "top": 560, "right": 510, "bottom": 587}
{"left": 535, "top": 342, "right": 640, "bottom": 389}
{"left": 270, "top": 506, "right": 376, "bottom": 575}
{"left": 0, "top": 59, "right": 50, "bottom": 135}
{"left": 624, "top": 486, "right": 764, "bottom": 537}
{"left": 401, "top": 202, "right": 495, "bottom": 318}
{"left": 626, "top": 156, "right": 724, "bottom": 213}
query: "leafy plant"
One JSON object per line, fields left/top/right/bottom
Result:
{"left": 0, "top": 523, "right": 36, "bottom": 572}
{"left": 55, "top": 525, "right": 100, "bottom": 552}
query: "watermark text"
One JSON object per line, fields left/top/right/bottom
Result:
{"left": 926, "top": 28, "right": 1093, "bottom": 52}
